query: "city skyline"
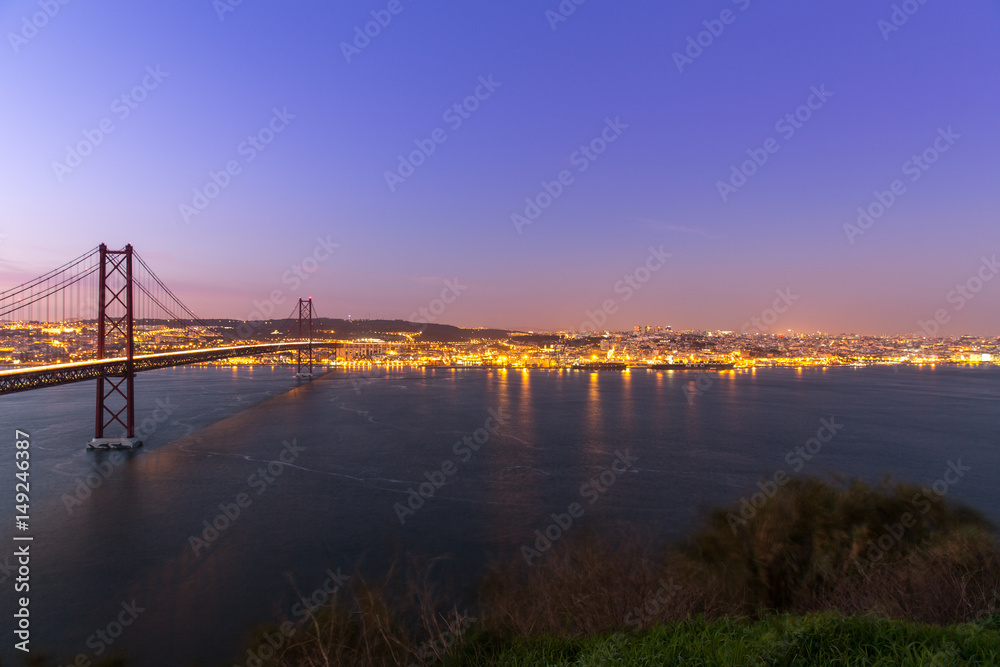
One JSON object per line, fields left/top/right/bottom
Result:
{"left": 4, "top": 239, "right": 1000, "bottom": 338}
{"left": 2, "top": 1, "right": 999, "bottom": 335}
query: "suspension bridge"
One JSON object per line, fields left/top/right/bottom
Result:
{"left": 0, "top": 244, "right": 344, "bottom": 449}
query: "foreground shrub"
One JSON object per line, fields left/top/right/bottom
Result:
{"left": 678, "top": 476, "right": 999, "bottom": 621}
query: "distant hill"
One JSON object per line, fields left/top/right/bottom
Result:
{"left": 143, "top": 318, "right": 518, "bottom": 343}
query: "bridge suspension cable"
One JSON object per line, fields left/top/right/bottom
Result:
{"left": 0, "top": 246, "right": 99, "bottom": 299}
{"left": 0, "top": 248, "right": 101, "bottom": 321}
{"left": 132, "top": 252, "right": 234, "bottom": 341}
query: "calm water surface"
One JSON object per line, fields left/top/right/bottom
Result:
{"left": 1, "top": 365, "right": 998, "bottom": 665}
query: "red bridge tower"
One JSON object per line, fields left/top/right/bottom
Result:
{"left": 295, "top": 297, "right": 314, "bottom": 380}
{"left": 90, "top": 243, "right": 142, "bottom": 450}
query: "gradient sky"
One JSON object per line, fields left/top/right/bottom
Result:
{"left": 2, "top": 0, "right": 998, "bottom": 334}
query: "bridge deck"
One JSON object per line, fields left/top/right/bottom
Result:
{"left": 0, "top": 342, "right": 324, "bottom": 395}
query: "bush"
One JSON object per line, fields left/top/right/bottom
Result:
{"left": 677, "top": 476, "right": 999, "bottom": 622}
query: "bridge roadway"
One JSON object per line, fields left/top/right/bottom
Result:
{"left": 0, "top": 342, "right": 331, "bottom": 395}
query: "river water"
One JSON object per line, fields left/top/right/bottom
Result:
{"left": 1, "top": 364, "right": 998, "bottom": 665}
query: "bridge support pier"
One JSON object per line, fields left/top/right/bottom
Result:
{"left": 88, "top": 243, "right": 142, "bottom": 450}
{"left": 295, "top": 297, "right": 315, "bottom": 380}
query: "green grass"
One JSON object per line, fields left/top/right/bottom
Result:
{"left": 450, "top": 613, "right": 1000, "bottom": 666}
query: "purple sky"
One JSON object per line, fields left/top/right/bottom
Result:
{"left": 2, "top": 0, "right": 999, "bottom": 334}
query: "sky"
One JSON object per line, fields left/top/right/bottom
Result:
{"left": 1, "top": 0, "right": 998, "bottom": 335}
